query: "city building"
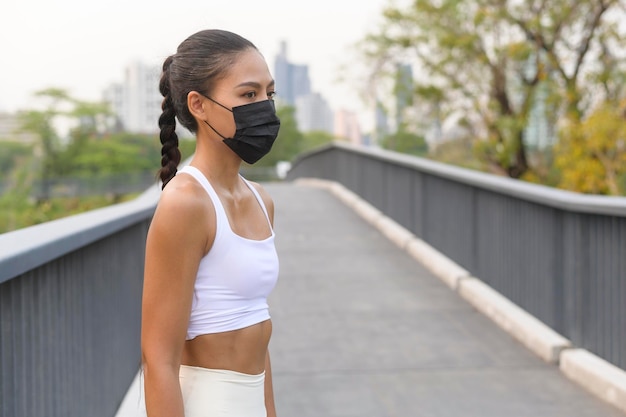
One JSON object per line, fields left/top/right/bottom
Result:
{"left": 334, "top": 109, "right": 362, "bottom": 145}
{"left": 373, "top": 100, "right": 389, "bottom": 145}
{"left": 524, "top": 81, "right": 557, "bottom": 150}
{"left": 273, "top": 41, "right": 311, "bottom": 107}
{"left": 295, "top": 93, "right": 334, "bottom": 133}
{"left": 274, "top": 41, "right": 340, "bottom": 135}
{"left": 395, "top": 63, "right": 413, "bottom": 129}
{"left": 103, "top": 61, "right": 161, "bottom": 134}
{"left": 514, "top": 51, "right": 558, "bottom": 150}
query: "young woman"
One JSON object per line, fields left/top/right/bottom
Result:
{"left": 141, "top": 29, "right": 280, "bottom": 417}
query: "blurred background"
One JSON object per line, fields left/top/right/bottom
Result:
{"left": 1, "top": 0, "right": 626, "bottom": 232}
{"left": 3, "top": 2, "right": 626, "bottom": 416}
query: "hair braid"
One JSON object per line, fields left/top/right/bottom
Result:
{"left": 158, "top": 56, "right": 181, "bottom": 189}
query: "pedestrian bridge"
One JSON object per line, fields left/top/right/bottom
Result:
{"left": 1, "top": 143, "right": 625, "bottom": 416}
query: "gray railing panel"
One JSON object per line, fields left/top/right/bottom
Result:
{"left": 384, "top": 165, "right": 414, "bottom": 232}
{"left": 562, "top": 212, "right": 587, "bottom": 343}
{"left": 361, "top": 156, "right": 386, "bottom": 209}
{"left": 421, "top": 176, "right": 476, "bottom": 271}
{"left": 0, "top": 185, "right": 158, "bottom": 417}
{"left": 287, "top": 142, "right": 626, "bottom": 371}
{"left": 337, "top": 150, "right": 363, "bottom": 199}
{"left": 584, "top": 214, "right": 626, "bottom": 370}
{"left": 410, "top": 171, "right": 426, "bottom": 237}
{"left": 473, "top": 191, "right": 562, "bottom": 330}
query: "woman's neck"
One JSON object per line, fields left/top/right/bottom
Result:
{"left": 190, "top": 140, "right": 243, "bottom": 192}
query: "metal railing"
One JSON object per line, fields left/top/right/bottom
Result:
{"left": 0, "top": 183, "right": 160, "bottom": 417}
{"left": 287, "top": 142, "right": 626, "bottom": 371}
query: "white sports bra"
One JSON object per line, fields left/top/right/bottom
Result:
{"left": 178, "top": 165, "right": 279, "bottom": 339}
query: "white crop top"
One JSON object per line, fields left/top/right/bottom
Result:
{"left": 178, "top": 165, "right": 279, "bottom": 339}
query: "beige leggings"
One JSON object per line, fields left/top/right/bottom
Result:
{"left": 179, "top": 365, "right": 266, "bottom": 417}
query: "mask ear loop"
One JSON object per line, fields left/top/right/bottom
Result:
{"left": 203, "top": 120, "right": 228, "bottom": 140}
{"left": 198, "top": 92, "right": 233, "bottom": 140}
{"left": 199, "top": 92, "right": 233, "bottom": 112}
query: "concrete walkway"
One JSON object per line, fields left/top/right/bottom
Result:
{"left": 266, "top": 182, "right": 624, "bottom": 417}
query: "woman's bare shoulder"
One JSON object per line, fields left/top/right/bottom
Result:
{"left": 249, "top": 181, "right": 275, "bottom": 223}
{"left": 150, "top": 173, "right": 215, "bottom": 249}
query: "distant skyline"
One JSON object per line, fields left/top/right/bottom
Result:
{"left": 1, "top": 0, "right": 393, "bottom": 130}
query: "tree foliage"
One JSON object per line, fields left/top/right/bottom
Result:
{"left": 301, "top": 130, "right": 337, "bottom": 151}
{"left": 14, "top": 90, "right": 200, "bottom": 185}
{"left": 0, "top": 142, "right": 32, "bottom": 177}
{"left": 380, "top": 126, "right": 428, "bottom": 156}
{"left": 17, "top": 88, "right": 114, "bottom": 194}
{"left": 555, "top": 102, "right": 626, "bottom": 194}
{"left": 360, "top": 0, "right": 626, "bottom": 179}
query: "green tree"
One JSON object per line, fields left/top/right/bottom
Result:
{"left": 18, "top": 110, "right": 61, "bottom": 199}
{"left": 360, "top": 0, "right": 625, "bottom": 179}
{"left": 380, "top": 125, "right": 428, "bottom": 156}
{"left": 68, "top": 133, "right": 196, "bottom": 177}
{"left": 2, "top": 93, "right": 200, "bottom": 231}
{"left": 302, "top": 130, "right": 336, "bottom": 152}
{"left": 18, "top": 88, "right": 113, "bottom": 197}
{"left": 0, "top": 142, "right": 33, "bottom": 178}
{"left": 0, "top": 162, "right": 35, "bottom": 231}
{"left": 63, "top": 99, "right": 112, "bottom": 175}
{"left": 429, "top": 137, "right": 484, "bottom": 170}
{"left": 555, "top": 102, "right": 626, "bottom": 195}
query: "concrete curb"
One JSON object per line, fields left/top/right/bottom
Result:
{"left": 114, "top": 371, "right": 144, "bottom": 417}
{"left": 561, "top": 349, "right": 626, "bottom": 414}
{"left": 374, "top": 216, "right": 415, "bottom": 249}
{"left": 405, "top": 238, "right": 470, "bottom": 290}
{"left": 295, "top": 177, "right": 626, "bottom": 414}
{"left": 457, "top": 277, "right": 571, "bottom": 364}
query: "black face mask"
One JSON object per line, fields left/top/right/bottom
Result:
{"left": 202, "top": 96, "right": 281, "bottom": 164}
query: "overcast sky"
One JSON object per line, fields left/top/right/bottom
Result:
{"left": 1, "top": 0, "right": 393, "bottom": 126}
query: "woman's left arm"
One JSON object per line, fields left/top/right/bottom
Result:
{"left": 265, "top": 351, "right": 277, "bottom": 417}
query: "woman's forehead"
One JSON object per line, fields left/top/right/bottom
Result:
{"left": 222, "top": 49, "right": 273, "bottom": 86}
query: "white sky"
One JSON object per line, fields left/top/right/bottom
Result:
{"left": 1, "top": 0, "right": 391, "bottom": 128}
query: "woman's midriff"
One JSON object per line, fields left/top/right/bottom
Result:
{"left": 181, "top": 319, "right": 272, "bottom": 375}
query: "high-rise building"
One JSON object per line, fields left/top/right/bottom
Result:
{"left": 334, "top": 110, "right": 362, "bottom": 144}
{"left": 274, "top": 42, "right": 337, "bottom": 134}
{"left": 273, "top": 41, "right": 311, "bottom": 106}
{"left": 395, "top": 63, "right": 413, "bottom": 129}
{"left": 103, "top": 61, "right": 161, "bottom": 134}
{"left": 295, "top": 93, "right": 334, "bottom": 133}
{"left": 373, "top": 100, "right": 389, "bottom": 145}
{"left": 102, "top": 83, "right": 126, "bottom": 132}
{"left": 515, "top": 51, "right": 557, "bottom": 150}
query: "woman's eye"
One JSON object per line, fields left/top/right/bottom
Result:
{"left": 268, "top": 91, "right": 277, "bottom": 100}
{"left": 244, "top": 91, "right": 256, "bottom": 99}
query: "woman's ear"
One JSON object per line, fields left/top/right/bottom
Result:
{"left": 187, "top": 91, "right": 206, "bottom": 120}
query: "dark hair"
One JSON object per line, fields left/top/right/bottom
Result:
{"left": 158, "top": 29, "right": 257, "bottom": 188}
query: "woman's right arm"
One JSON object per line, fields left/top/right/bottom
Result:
{"left": 141, "top": 183, "right": 210, "bottom": 417}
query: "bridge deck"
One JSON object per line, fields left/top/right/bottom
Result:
{"left": 116, "top": 182, "right": 623, "bottom": 416}
{"left": 266, "top": 182, "right": 622, "bottom": 416}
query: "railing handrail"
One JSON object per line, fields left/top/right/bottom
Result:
{"left": 0, "top": 182, "right": 161, "bottom": 284}
{"left": 291, "top": 142, "right": 626, "bottom": 217}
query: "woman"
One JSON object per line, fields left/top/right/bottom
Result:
{"left": 141, "top": 29, "right": 280, "bottom": 417}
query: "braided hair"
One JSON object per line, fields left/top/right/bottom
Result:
{"left": 158, "top": 30, "right": 257, "bottom": 188}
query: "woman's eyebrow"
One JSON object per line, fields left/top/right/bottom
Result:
{"left": 235, "top": 80, "right": 276, "bottom": 89}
